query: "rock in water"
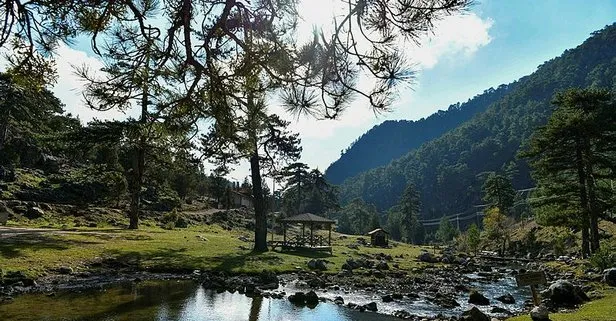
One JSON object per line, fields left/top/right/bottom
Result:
{"left": 468, "top": 290, "right": 490, "bottom": 305}
{"left": 543, "top": 280, "right": 587, "bottom": 307}
{"left": 394, "top": 310, "right": 412, "bottom": 319}
{"left": 288, "top": 292, "right": 306, "bottom": 305}
{"left": 363, "top": 302, "right": 378, "bottom": 311}
{"left": 495, "top": 293, "right": 516, "bottom": 304}
{"left": 305, "top": 291, "right": 319, "bottom": 306}
{"left": 334, "top": 296, "right": 344, "bottom": 305}
{"left": 603, "top": 268, "right": 616, "bottom": 286}
{"left": 382, "top": 294, "right": 393, "bottom": 302}
{"left": 490, "top": 306, "right": 512, "bottom": 315}
{"left": 460, "top": 306, "right": 490, "bottom": 321}
{"left": 530, "top": 305, "right": 550, "bottom": 321}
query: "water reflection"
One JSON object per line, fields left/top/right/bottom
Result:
{"left": 0, "top": 280, "right": 397, "bottom": 321}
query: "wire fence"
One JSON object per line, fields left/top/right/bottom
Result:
{"left": 419, "top": 187, "right": 537, "bottom": 229}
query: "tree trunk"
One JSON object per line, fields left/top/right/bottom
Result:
{"left": 575, "top": 144, "right": 591, "bottom": 257}
{"left": 250, "top": 152, "right": 268, "bottom": 252}
{"left": 583, "top": 142, "right": 600, "bottom": 253}
{"left": 129, "top": 145, "right": 144, "bottom": 229}
{"left": 581, "top": 226, "right": 590, "bottom": 258}
{"left": 0, "top": 110, "right": 10, "bottom": 152}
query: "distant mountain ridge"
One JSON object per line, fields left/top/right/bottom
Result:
{"left": 336, "top": 23, "right": 616, "bottom": 219}
{"left": 324, "top": 85, "right": 514, "bottom": 184}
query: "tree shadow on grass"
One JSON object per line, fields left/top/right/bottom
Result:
{"left": 102, "top": 247, "right": 334, "bottom": 274}
{"left": 0, "top": 233, "right": 103, "bottom": 259}
{"left": 102, "top": 248, "right": 207, "bottom": 273}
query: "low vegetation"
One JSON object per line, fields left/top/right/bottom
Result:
{"left": 0, "top": 221, "right": 427, "bottom": 279}
{"left": 507, "top": 290, "right": 616, "bottom": 321}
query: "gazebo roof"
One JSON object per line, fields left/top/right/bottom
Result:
{"left": 280, "top": 213, "right": 336, "bottom": 224}
{"left": 367, "top": 228, "right": 389, "bottom": 235}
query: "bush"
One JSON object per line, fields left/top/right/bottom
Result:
{"left": 590, "top": 245, "right": 616, "bottom": 271}
{"left": 161, "top": 209, "right": 188, "bottom": 228}
{"left": 552, "top": 229, "right": 575, "bottom": 256}
{"left": 162, "top": 209, "right": 179, "bottom": 224}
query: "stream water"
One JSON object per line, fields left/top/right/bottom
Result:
{"left": 0, "top": 273, "right": 530, "bottom": 321}
{"left": 0, "top": 280, "right": 398, "bottom": 321}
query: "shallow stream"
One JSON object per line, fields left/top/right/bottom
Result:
{"left": 0, "top": 273, "right": 531, "bottom": 321}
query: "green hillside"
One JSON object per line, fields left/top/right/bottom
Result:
{"left": 338, "top": 23, "right": 616, "bottom": 219}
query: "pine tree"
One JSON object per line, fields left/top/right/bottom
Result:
{"left": 397, "top": 183, "right": 422, "bottom": 243}
{"left": 201, "top": 105, "right": 301, "bottom": 252}
{"left": 482, "top": 173, "right": 515, "bottom": 214}
{"left": 523, "top": 88, "right": 616, "bottom": 256}
{"left": 467, "top": 223, "right": 481, "bottom": 255}
{"left": 436, "top": 216, "right": 458, "bottom": 244}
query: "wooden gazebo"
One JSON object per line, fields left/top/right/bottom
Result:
{"left": 269, "top": 213, "right": 335, "bottom": 253}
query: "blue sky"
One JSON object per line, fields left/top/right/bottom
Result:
{"left": 40, "top": 0, "right": 616, "bottom": 182}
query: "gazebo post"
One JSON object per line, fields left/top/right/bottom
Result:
{"left": 310, "top": 222, "right": 314, "bottom": 247}
{"left": 328, "top": 224, "right": 332, "bottom": 246}
{"left": 283, "top": 222, "right": 286, "bottom": 246}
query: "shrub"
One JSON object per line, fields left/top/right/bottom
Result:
{"left": 590, "top": 245, "right": 616, "bottom": 271}
{"left": 162, "top": 209, "right": 179, "bottom": 224}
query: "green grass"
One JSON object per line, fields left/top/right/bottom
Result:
{"left": 0, "top": 224, "right": 429, "bottom": 278}
{"left": 507, "top": 290, "right": 616, "bottom": 321}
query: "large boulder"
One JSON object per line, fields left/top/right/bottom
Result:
{"left": 24, "top": 207, "right": 44, "bottom": 219}
{"left": 429, "top": 292, "right": 460, "bottom": 308}
{"left": 468, "top": 290, "right": 490, "bottom": 305}
{"left": 530, "top": 305, "right": 550, "bottom": 321}
{"left": 603, "top": 268, "right": 616, "bottom": 286}
{"left": 305, "top": 290, "right": 319, "bottom": 306}
{"left": 288, "top": 292, "right": 307, "bottom": 305}
{"left": 543, "top": 280, "right": 588, "bottom": 308}
{"left": 460, "top": 306, "right": 490, "bottom": 321}
{"left": 495, "top": 293, "right": 516, "bottom": 304}
{"left": 418, "top": 252, "right": 439, "bottom": 263}
{"left": 376, "top": 261, "right": 389, "bottom": 270}
{"left": 307, "top": 259, "right": 327, "bottom": 271}
{"left": 363, "top": 302, "right": 378, "bottom": 312}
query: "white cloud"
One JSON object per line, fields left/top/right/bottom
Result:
{"left": 282, "top": 6, "right": 494, "bottom": 171}
{"left": 280, "top": 11, "right": 493, "bottom": 139}
{"left": 52, "top": 44, "right": 129, "bottom": 123}
{"left": 409, "top": 13, "right": 494, "bottom": 69}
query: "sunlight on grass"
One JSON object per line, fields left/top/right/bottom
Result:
{"left": 0, "top": 225, "right": 430, "bottom": 278}
{"left": 507, "top": 290, "right": 616, "bottom": 321}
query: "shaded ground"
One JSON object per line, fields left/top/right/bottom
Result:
{"left": 0, "top": 226, "right": 123, "bottom": 239}
{"left": 0, "top": 222, "right": 426, "bottom": 279}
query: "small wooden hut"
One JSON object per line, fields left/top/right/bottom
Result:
{"left": 270, "top": 213, "right": 335, "bottom": 253}
{"left": 368, "top": 228, "right": 389, "bottom": 247}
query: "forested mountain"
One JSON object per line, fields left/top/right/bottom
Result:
{"left": 338, "top": 23, "right": 616, "bottom": 220}
{"left": 324, "top": 85, "right": 514, "bottom": 184}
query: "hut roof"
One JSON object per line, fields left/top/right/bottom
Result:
{"left": 280, "top": 213, "right": 336, "bottom": 224}
{"left": 367, "top": 228, "right": 389, "bottom": 235}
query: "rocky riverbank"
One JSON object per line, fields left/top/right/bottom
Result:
{"left": 2, "top": 249, "right": 612, "bottom": 321}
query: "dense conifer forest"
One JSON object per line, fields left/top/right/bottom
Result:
{"left": 336, "top": 24, "right": 616, "bottom": 220}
